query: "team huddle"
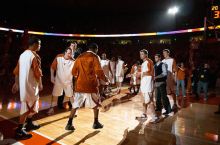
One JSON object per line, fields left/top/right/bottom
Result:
{"left": 12, "top": 37, "right": 179, "bottom": 139}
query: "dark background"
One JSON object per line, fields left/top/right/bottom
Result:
{"left": 0, "top": 0, "right": 214, "bottom": 34}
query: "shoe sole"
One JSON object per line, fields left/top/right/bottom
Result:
{"left": 25, "top": 126, "right": 41, "bottom": 132}
{"left": 93, "top": 126, "right": 104, "bottom": 129}
{"left": 93, "top": 127, "right": 103, "bottom": 129}
{"left": 65, "top": 126, "right": 75, "bottom": 131}
{"left": 65, "top": 127, "right": 75, "bottom": 131}
{"left": 15, "top": 135, "right": 32, "bottom": 140}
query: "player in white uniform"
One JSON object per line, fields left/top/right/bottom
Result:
{"left": 50, "top": 48, "right": 75, "bottom": 111}
{"left": 57, "top": 42, "right": 77, "bottom": 109}
{"left": 139, "top": 49, "right": 158, "bottom": 122}
{"left": 12, "top": 37, "right": 43, "bottom": 139}
{"left": 100, "top": 53, "right": 112, "bottom": 96}
{"left": 162, "top": 49, "right": 180, "bottom": 109}
{"left": 115, "top": 56, "right": 125, "bottom": 94}
{"left": 110, "top": 57, "right": 116, "bottom": 85}
{"left": 128, "top": 61, "right": 141, "bottom": 94}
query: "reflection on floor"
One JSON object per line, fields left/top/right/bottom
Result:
{"left": 121, "top": 103, "right": 220, "bottom": 145}
{"left": 0, "top": 86, "right": 220, "bottom": 145}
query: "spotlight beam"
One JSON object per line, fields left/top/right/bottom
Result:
{"left": 168, "top": 6, "right": 179, "bottom": 15}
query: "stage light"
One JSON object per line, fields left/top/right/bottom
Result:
{"left": 168, "top": 6, "right": 179, "bottom": 15}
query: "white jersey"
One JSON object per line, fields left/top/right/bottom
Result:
{"left": 19, "top": 50, "right": 39, "bottom": 103}
{"left": 162, "top": 58, "right": 176, "bottom": 81}
{"left": 116, "top": 60, "right": 124, "bottom": 77}
{"left": 100, "top": 59, "right": 111, "bottom": 78}
{"left": 140, "top": 60, "right": 153, "bottom": 93}
{"left": 110, "top": 61, "right": 116, "bottom": 75}
{"left": 162, "top": 58, "right": 174, "bottom": 73}
{"left": 55, "top": 57, "right": 74, "bottom": 87}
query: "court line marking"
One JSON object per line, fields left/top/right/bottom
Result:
{"left": 0, "top": 114, "right": 66, "bottom": 145}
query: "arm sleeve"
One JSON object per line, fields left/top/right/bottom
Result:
{"left": 31, "top": 57, "right": 42, "bottom": 82}
{"left": 13, "top": 62, "right": 19, "bottom": 76}
{"left": 51, "top": 57, "right": 58, "bottom": 71}
{"left": 157, "top": 63, "right": 168, "bottom": 78}
{"left": 146, "top": 61, "right": 153, "bottom": 76}
{"left": 72, "top": 59, "right": 78, "bottom": 77}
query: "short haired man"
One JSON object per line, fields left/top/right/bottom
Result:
{"left": 139, "top": 49, "right": 158, "bottom": 122}
{"left": 154, "top": 54, "right": 171, "bottom": 115}
{"left": 50, "top": 48, "right": 75, "bottom": 113}
{"left": 65, "top": 43, "right": 108, "bottom": 130}
{"left": 115, "top": 56, "right": 125, "bottom": 94}
{"left": 12, "top": 37, "right": 43, "bottom": 139}
{"left": 162, "top": 49, "right": 180, "bottom": 110}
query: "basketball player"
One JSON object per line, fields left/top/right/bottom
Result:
{"left": 50, "top": 47, "right": 75, "bottom": 112}
{"left": 57, "top": 41, "right": 77, "bottom": 109}
{"left": 128, "top": 61, "right": 141, "bottom": 94}
{"left": 65, "top": 43, "right": 107, "bottom": 130}
{"left": 12, "top": 37, "right": 42, "bottom": 139}
{"left": 110, "top": 57, "right": 116, "bottom": 85}
{"left": 162, "top": 49, "right": 180, "bottom": 109}
{"left": 115, "top": 56, "right": 125, "bottom": 94}
{"left": 138, "top": 49, "right": 158, "bottom": 122}
{"left": 100, "top": 53, "right": 112, "bottom": 96}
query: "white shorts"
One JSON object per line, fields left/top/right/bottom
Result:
{"left": 20, "top": 100, "right": 39, "bottom": 115}
{"left": 142, "top": 93, "right": 152, "bottom": 104}
{"left": 73, "top": 93, "right": 100, "bottom": 109}
{"left": 111, "top": 75, "right": 115, "bottom": 84}
{"left": 68, "top": 96, "right": 75, "bottom": 105}
{"left": 140, "top": 76, "right": 153, "bottom": 93}
{"left": 116, "top": 76, "right": 124, "bottom": 83}
{"left": 52, "top": 84, "right": 73, "bottom": 97}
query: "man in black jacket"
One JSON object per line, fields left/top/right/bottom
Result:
{"left": 154, "top": 54, "right": 171, "bottom": 115}
{"left": 197, "top": 63, "right": 210, "bottom": 101}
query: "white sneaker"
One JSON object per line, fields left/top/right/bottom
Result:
{"left": 47, "top": 108, "right": 54, "bottom": 115}
{"left": 168, "top": 111, "right": 174, "bottom": 116}
{"left": 162, "top": 108, "right": 166, "bottom": 113}
{"left": 141, "top": 114, "right": 147, "bottom": 118}
{"left": 149, "top": 117, "right": 159, "bottom": 123}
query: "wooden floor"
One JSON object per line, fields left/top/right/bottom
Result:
{"left": 0, "top": 87, "right": 220, "bottom": 145}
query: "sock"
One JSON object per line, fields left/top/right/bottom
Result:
{"left": 18, "top": 124, "right": 24, "bottom": 130}
{"left": 94, "top": 118, "right": 98, "bottom": 123}
{"left": 68, "top": 118, "right": 73, "bottom": 125}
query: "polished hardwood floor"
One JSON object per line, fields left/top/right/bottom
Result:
{"left": 0, "top": 86, "right": 220, "bottom": 145}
